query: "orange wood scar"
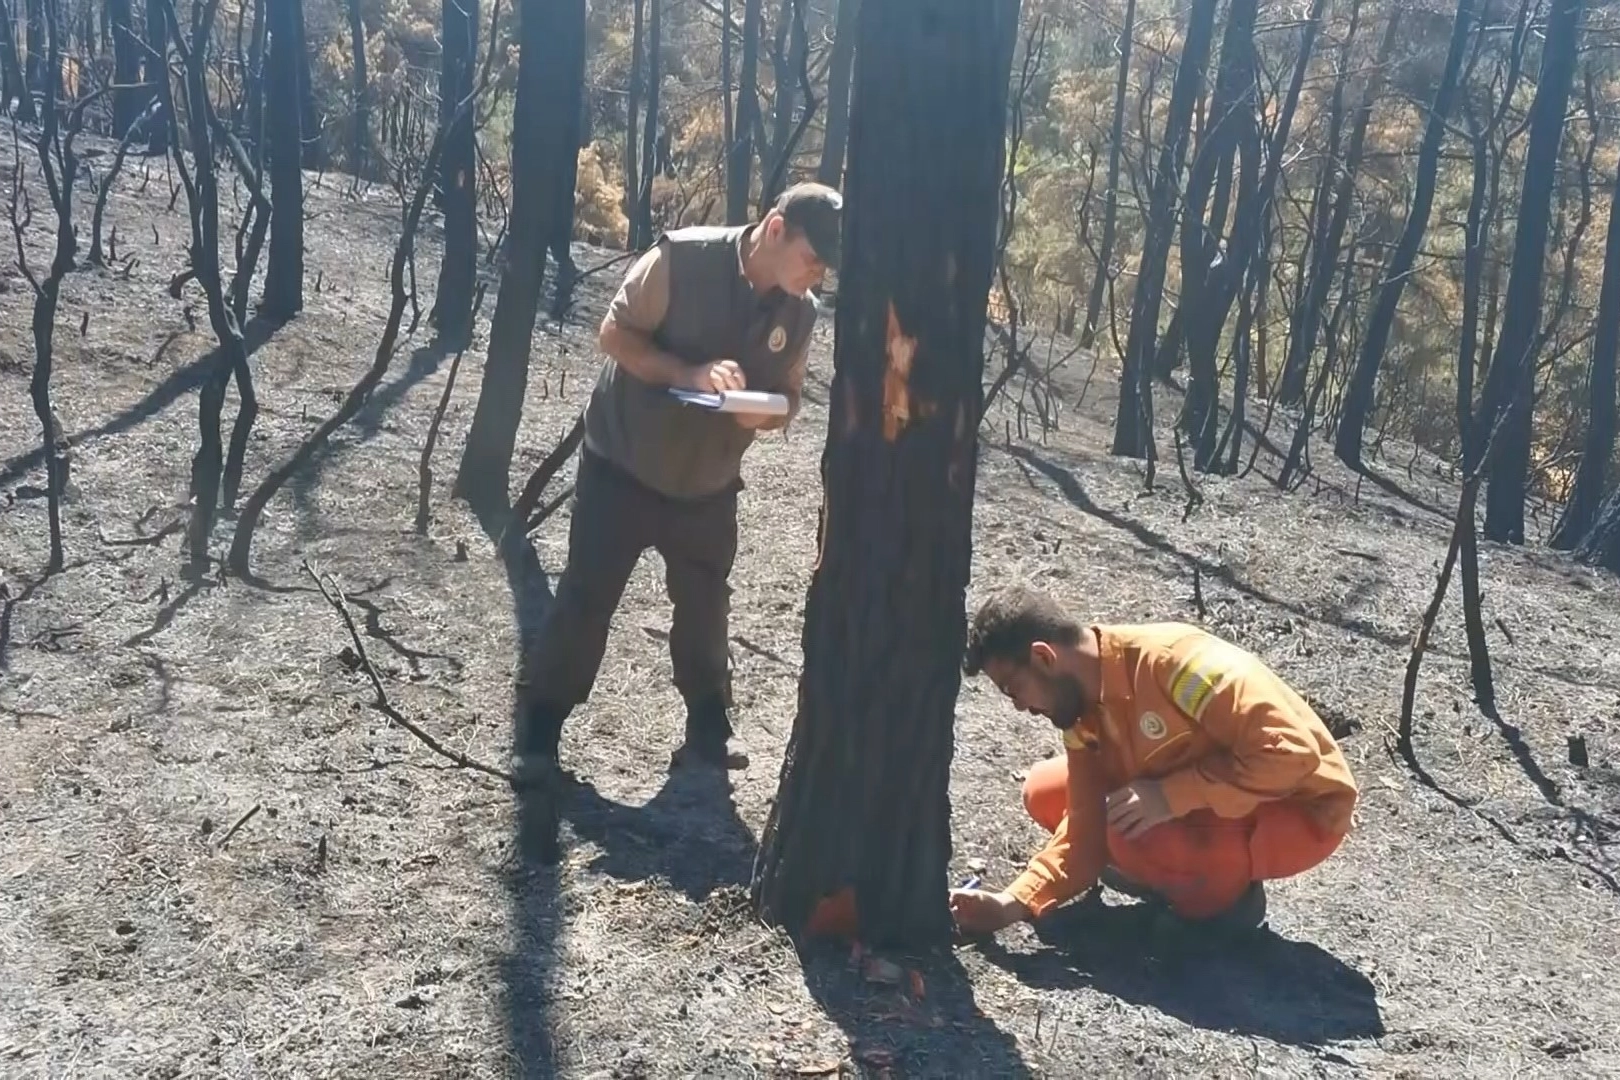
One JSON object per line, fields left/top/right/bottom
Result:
{"left": 882, "top": 302, "right": 918, "bottom": 442}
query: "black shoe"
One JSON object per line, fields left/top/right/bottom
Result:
{"left": 673, "top": 694, "right": 749, "bottom": 770}
{"left": 1149, "top": 881, "right": 1268, "bottom": 953}
{"left": 1099, "top": 865, "right": 1161, "bottom": 902}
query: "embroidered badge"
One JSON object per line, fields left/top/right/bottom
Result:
{"left": 1138, "top": 711, "right": 1168, "bottom": 740}
{"left": 1167, "top": 646, "right": 1223, "bottom": 720}
{"left": 768, "top": 325, "right": 787, "bottom": 352}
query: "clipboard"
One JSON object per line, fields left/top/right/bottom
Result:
{"left": 668, "top": 388, "right": 791, "bottom": 416}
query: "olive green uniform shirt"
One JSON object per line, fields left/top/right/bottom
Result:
{"left": 583, "top": 225, "right": 817, "bottom": 500}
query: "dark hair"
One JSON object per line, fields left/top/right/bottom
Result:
{"left": 963, "top": 585, "right": 1082, "bottom": 676}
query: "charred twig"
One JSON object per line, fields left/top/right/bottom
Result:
{"left": 303, "top": 562, "right": 513, "bottom": 785}
{"left": 417, "top": 282, "right": 488, "bottom": 534}
{"left": 505, "top": 413, "right": 586, "bottom": 546}
{"left": 216, "top": 802, "right": 261, "bottom": 847}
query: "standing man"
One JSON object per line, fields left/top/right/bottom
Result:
{"left": 950, "top": 585, "right": 1358, "bottom": 947}
{"left": 514, "top": 182, "right": 843, "bottom": 778}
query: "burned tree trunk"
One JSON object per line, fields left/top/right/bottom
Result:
{"left": 1078, "top": 0, "right": 1133, "bottom": 350}
{"left": 1111, "top": 0, "right": 1217, "bottom": 460}
{"left": 143, "top": 0, "right": 168, "bottom": 152}
{"left": 1334, "top": 0, "right": 1475, "bottom": 468}
{"left": 1553, "top": 172, "right": 1620, "bottom": 548}
{"left": 346, "top": 0, "right": 369, "bottom": 177}
{"left": 161, "top": 0, "right": 248, "bottom": 571}
{"left": 261, "top": 0, "right": 304, "bottom": 318}
{"left": 430, "top": 0, "right": 479, "bottom": 345}
{"left": 630, "top": 0, "right": 660, "bottom": 249}
{"left": 814, "top": 0, "right": 857, "bottom": 187}
{"left": 725, "top": 0, "right": 761, "bottom": 224}
{"left": 1276, "top": 0, "right": 1373, "bottom": 405}
{"left": 0, "top": 0, "right": 37, "bottom": 124}
{"left": 1177, "top": 0, "right": 1257, "bottom": 467}
{"left": 1478, "top": 0, "right": 1584, "bottom": 544}
{"left": 623, "top": 0, "right": 641, "bottom": 230}
{"left": 1576, "top": 487, "right": 1620, "bottom": 572}
{"left": 453, "top": 0, "right": 586, "bottom": 510}
{"left": 14, "top": 0, "right": 87, "bottom": 572}
{"left": 108, "top": 0, "right": 140, "bottom": 131}
{"left": 751, "top": 0, "right": 1016, "bottom": 949}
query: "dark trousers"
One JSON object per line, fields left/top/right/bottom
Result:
{"left": 518, "top": 448, "right": 737, "bottom": 754}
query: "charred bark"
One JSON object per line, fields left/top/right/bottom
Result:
{"left": 0, "top": 0, "right": 36, "bottom": 123}
{"left": 725, "top": 0, "right": 761, "bottom": 224}
{"left": 1078, "top": 0, "right": 1133, "bottom": 350}
{"left": 1478, "top": 0, "right": 1584, "bottom": 544}
{"left": 1552, "top": 172, "right": 1620, "bottom": 548}
{"left": 108, "top": 0, "right": 141, "bottom": 132}
{"left": 1335, "top": 0, "right": 1475, "bottom": 468}
{"left": 347, "top": 0, "right": 369, "bottom": 177}
{"left": 751, "top": 0, "right": 1016, "bottom": 949}
{"left": 261, "top": 0, "right": 304, "bottom": 318}
{"left": 453, "top": 0, "right": 586, "bottom": 511}
{"left": 814, "top": 0, "right": 857, "bottom": 187}
{"left": 12, "top": 0, "right": 94, "bottom": 571}
{"left": 161, "top": 0, "right": 246, "bottom": 571}
{"left": 630, "top": 0, "right": 660, "bottom": 249}
{"left": 429, "top": 0, "right": 479, "bottom": 345}
{"left": 1111, "top": 0, "right": 1216, "bottom": 461}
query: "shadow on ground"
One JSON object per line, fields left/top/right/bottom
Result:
{"left": 0, "top": 314, "right": 283, "bottom": 488}
{"left": 473, "top": 497, "right": 562, "bottom": 1078}
{"left": 978, "top": 899, "right": 1385, "bottom": 1049}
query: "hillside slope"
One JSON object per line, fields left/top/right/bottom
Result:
{"left": 2, "top": 127, "right": 1618, "bottom": 1078}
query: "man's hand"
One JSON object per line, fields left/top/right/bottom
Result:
{"left": 1105, "top": 778, "right": 1173, "bottom": 840}
{"left": 948, "top": 888, "right": 1029, "bottom": 935}
{"left": 682, "top": 359, "right": 747, "bottom": 393}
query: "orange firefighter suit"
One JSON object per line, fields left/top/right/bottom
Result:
{"left": 1008, "top": 623, "right": 1359, "bottom": 920}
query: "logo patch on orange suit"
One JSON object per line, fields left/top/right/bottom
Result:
{"left": 1138, "top": 712, "right": 1168, "bottom": 740}
{"left": 768, "top": 325, "right": 787, "bottom": 352}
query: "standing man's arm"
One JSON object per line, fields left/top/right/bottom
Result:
{"left": 598, "top": 243, "right": 745, "bottom": 393}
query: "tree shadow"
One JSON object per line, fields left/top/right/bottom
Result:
{"left": 468, "top": 495, "right": 561, "bottom": 1078}
{"left": 1005, "top": 445, "right": 1410, "bottom": 651}
{"left": 797, "top": 940, "right": 1036, "bottom": 1077}
{"left": 977, "top": 900, "right": 1384, "bottom": 1049}
{"left": 0, "top": 315, "right": 282, "bottom": 488}
{"left": 1347, "top": 463, "right": 1448, "bottom": 519}
{"left": 286, "top": 342, "right": 454, "bottom": 539}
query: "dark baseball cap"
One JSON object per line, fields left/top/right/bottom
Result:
{"left": 775, "top": 182, "right": 843, "bottom": 271}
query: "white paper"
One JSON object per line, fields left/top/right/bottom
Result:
{"left": 669, "top": 388, "right": 790, "bottom": 416}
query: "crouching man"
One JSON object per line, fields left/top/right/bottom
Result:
{"left": 950, "top": 585, "right": 1358, "bottom": 945}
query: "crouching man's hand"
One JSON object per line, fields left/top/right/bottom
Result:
{"left": 949, "top": 887, "right": 1030, "bottom": 935}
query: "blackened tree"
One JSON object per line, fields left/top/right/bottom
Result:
{"left": 751, "top": 0, "right": 1019, "bottom": 949}
{"left": 453, "top": 0, "right": 587, "bottom": 510}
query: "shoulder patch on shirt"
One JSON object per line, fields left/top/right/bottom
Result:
{"left": 1166, "top": 645, "right": 1224, "bottom": 721}
{"left": 768, "top": 325, "right": 787, "bottom": 352}
{"left": 1138, "top": 711, "right": 1168, "bottom": 740}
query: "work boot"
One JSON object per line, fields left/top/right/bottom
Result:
{"left": 1149, "top": 881, "right": 1268, "bottom": 953}
{"left": 670, "top": 693, "right": 749, "bottom": 770}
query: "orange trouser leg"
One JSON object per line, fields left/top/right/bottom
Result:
{"left": 1019, "top": 756, "right": 1347, "bottom": 920}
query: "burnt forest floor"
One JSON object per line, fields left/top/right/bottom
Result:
{"left": 2, "top": 124, "right": 1619, "bottom": 1079}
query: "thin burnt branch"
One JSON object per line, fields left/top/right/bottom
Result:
{"left": 304, "top": 562, "right": 514, "bottom": 785}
